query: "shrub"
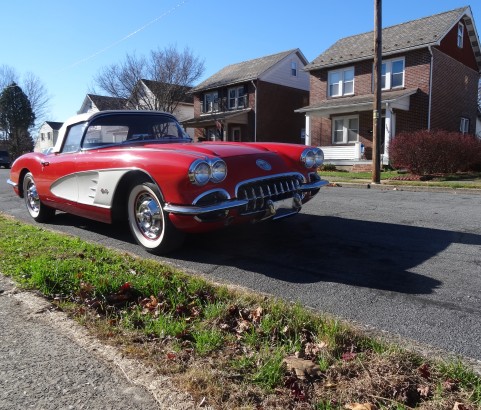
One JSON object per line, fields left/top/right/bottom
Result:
{"left": 389, "top": 129, "right": 481, "bottom": 175}
{"left": 319, "top": 163, "right": 337, "bottom": 171}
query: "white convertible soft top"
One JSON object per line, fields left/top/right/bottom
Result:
{"left": 52, "top": 110, "right": 174, "bottom": 153}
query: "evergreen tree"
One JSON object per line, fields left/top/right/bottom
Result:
{"left": 0, "top": 83, "right": 35, "bottom": 159}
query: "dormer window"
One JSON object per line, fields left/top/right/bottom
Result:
{"left": 328, "top": 67, "right": 354, "bottom": 97}
{"left": 457, "top": 22, "right": 464, "bottom": 48}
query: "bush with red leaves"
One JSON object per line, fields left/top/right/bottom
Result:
{"left": 389, "top": 129, "right": 481, "bottom": 175}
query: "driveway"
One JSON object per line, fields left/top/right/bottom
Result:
{"left": 1, "top": 169, "right": 481, "bottom": 367}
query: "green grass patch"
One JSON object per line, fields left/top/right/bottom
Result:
{"left": 318, "top": 170, "right": 481, "bottom": 189}
{"left": 1, "top": 213, "right": 480, "bottom": 409}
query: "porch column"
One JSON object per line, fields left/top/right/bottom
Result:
{"left": 305, "top": 115, "right": 311, "bottom": 146}
{"left": 384, "top": 104, "right": 393, "bottom": 163}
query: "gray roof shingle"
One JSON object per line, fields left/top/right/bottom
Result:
{"left": 306, "top": 7, "right": 472, "bottom": 70}
{"left": 191, "top": 49, "right": 306, "bottom": 92}
{"left": 88, "top": 94, "right": 128, "bottom": 110}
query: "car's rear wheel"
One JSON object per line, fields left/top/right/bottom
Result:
{"left": 23, "top": 172, "right": 55, "bottom": 222}
{"left": 127, "top": 181, "right": 184, "bottom": 254}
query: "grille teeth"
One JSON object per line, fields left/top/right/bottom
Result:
{"left": 237, "top": 175, "right": 303, "bottom": 215}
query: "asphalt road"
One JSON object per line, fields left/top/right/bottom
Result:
{"left": 1, "top": 168, "right": 481, "bottom": 367}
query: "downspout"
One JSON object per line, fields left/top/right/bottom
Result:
{"left": 427, "top": 46, "right": 434, "bottom": 130}
{"left": 251, "top": 80, "right": 257, "bottom": 142}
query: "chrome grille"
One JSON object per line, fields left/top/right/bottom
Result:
{"left": 236, "top": 174, "right": 304, "bottom": 214}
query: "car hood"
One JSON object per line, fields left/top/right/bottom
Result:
{"left": 140, "top": 141, "right": 272, "bottom": 158}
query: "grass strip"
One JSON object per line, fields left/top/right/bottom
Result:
{"left": 0, "top": 213, "right": 480, "bottom": 409}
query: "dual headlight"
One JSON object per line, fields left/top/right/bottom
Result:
{"left": 189, "top": 158, "right": 227, "bottom": 186}
{"left": 301, "top": 147, "right": 324, "bottom": 169}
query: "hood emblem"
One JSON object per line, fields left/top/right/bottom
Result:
{"left": 256, "top": 159, "right": 272, "bottom": 171}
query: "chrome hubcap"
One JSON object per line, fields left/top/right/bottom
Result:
{"left": 26, "top": 181, "right": 40, "bottom": 214}
{"left": 135, "top": 193, "right": 162, "bottom": 240}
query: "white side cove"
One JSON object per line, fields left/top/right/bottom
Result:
{"left": 50, "top": 170, "right": 130, "bottom": 208}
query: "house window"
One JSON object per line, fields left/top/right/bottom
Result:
{"left": 457, "top": 22, "right": 464, "bottom": 48}
{"left": 332, "top": 115, "right": 359, "bottom": 144}
{"left": 228, "top": 87, "right": 246, "bottom": 110}
{"left": 328, "top": 67, "right": 354, "bottom": 97}
{"left": 291, "top": 61, "right": 297, "bottom": 76}
{"left": 203, "top": 91, "right": 218, "bottom": 113}
{"left": 380, "top": 58, "right": 404, "bottom": 90}
{"left": 460, "top": 117, "right": 469, "bottom": 134}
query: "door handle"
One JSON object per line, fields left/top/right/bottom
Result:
{"left": 41, "top": 161, "right": 50, "bottom": 166}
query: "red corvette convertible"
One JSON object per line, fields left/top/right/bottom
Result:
{"left": 8, "top": 110, "right": 328, "bottom": 254}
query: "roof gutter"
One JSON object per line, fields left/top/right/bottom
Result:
{"left": 251, "top": 80, "right": 257, "bottom": 142}
{"left": 428, "top": 46, "right": 434, "bottom": 130}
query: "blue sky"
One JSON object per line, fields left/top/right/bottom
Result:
{"left": 2, "top": 0, "right": 480, "bottom": 123}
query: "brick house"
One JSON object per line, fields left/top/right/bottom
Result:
{"left": 296, "top": 6, "right": 481, "bottom": 165}
{"left": 183, "top": 49, "right": 310, "bottom": 143}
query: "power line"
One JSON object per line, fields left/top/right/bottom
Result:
{"left": 57, "top": 0, "right": 189, "bottom": 73}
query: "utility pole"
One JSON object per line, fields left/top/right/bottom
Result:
{"left": 372, "top": 0, "right": 382, "bottom": 183}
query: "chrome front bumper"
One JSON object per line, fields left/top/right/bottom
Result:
{"left": 163, "top": 178, "right": 328, "bottom": 217}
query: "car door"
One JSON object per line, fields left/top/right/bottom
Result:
{"left": 39, "top": 122, "right": 86, "bottom": 208}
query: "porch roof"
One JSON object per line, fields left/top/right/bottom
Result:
{"left": 295, "top": 88, "right": 418, "bottom": 118}
{"left": 182, "top": 108, "right": 251, "bottom": 128}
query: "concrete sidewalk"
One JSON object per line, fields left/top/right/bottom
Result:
{"left": 0, "top": 275, "right": 196, "bottom": 410}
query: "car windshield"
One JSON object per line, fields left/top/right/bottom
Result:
{"left": 81, "top": 113, "right": 191, "bottom": 149}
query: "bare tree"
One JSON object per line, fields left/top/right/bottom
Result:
{"left": 0, "top": 65, "right": 18, "bottom": 90}
{"left": 22, "top": 72, "right": 50, "bottom": 129}
{"left": 94, "top": 45, "right": 204, "bottom": 113}
{"left": 94, "top": 53, "right": 146, "bottom": 100}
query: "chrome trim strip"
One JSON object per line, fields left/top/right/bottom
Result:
{"left": 192, "top": 188, "right": 231, "bottom": 205}
{"left": 164, "top": 199, "right": 249, "bottom": 215}
{"left": 298, "top": 179, "right": 329, "bottom": 191}
{"left": 7, "top": 179, "right": 17, "bottom": 188}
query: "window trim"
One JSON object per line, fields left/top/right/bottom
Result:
{"left": 377, "top": 57, "right": 405, "bottom": 91}
{"left": 228, "top": 86, "right": 245, "bottom": 110}
{"left": 331, "top": 115, "right": 359, "bottom": 144}
{"left": 203, "top": 91, "right": 218, "bottom": 113}
{"left": 460, "top": 117, "right": 469, "bottom": 134}
{"left": 457, "top": 22, "right": 464, "bottom": 48}
{"left": 291, "top": 61, "right": 298, "bottom": 77}
{"left": 328, "top": 67, "right": 355, "bottom": 97}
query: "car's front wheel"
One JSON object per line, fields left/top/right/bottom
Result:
{"left": 23, "top": 172, "right": 55, "bottom": 222}
{"left": 127, "top": 181, "right": 185, "bottom": 254}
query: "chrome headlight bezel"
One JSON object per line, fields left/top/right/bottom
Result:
{"left": 188, "top": 158, "right": 228, "bottom": 185}
{"left": 189, "top": 159, "right": 211, "bottom": 186}
{"left": 301, "top": 147, "right": 324, "bottom": 169}
{"left": 211, "top": 159, "right": 227, "bottom": 183}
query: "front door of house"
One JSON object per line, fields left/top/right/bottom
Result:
{"left": 231, "top": 127, "right": 241, "bottom": 142}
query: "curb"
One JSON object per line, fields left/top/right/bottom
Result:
{"left": 326, "top": 181, "right": 481, "bottom": 194}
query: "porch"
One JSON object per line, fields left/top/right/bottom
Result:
{"left": 296, "top": 88, "right": 419, "bottom": 166}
